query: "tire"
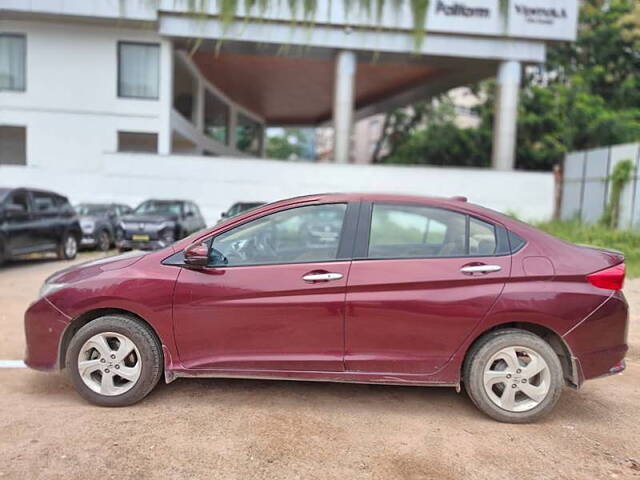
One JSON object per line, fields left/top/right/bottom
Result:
{"left": 65, "top": 315, "right": 163, "bottom": 407}
{"left": 463, "top": 329, "right": 564, "bottom": 423}
{"left": 57, "top": 232, "right": 78, "bottom": 260}
{"left": 97, "top": 229, "right": 111, "bottom": 252}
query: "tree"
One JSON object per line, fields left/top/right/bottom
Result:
{"left": 378, "top": 0, "right": 640, "bottom": 170}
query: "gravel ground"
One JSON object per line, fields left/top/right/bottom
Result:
{"left": 0, "top": 254, "right": 639, "bottom": 479}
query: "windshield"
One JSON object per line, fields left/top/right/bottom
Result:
{"left": 134, "top": 201, "right": 182, "bottom": 216}
{"left": 76, "top": 204, "right": 110, "bottom": 215}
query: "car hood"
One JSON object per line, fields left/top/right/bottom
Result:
{"left": 45, "top": 250, "right": 149, "bottom": 285}
{"left": 121, "top": 213, "right": 178, "bottom": 224}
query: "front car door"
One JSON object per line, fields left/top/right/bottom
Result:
{"left": 31, "top": 191, "right": 64, "bottom": 250}
{"left": 3, "top": 189, "right": 37, "bottom": 255}
{"left": 345, "top": 201, "right": 512, "bottom": 375}
{"left": 173, "top": 201, "right": 358, "bottom": 372}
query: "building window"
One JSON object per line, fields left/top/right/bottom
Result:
{"left": 236, "top": 113, "right": 262, "bottom": 156}
{"left": 0, "top": 34, "right": 26, "bottom": 91}
{"left": 117, "top": 131, "right": 158, "bottom": 153}
{"left": 0, "top": 126, "right": 27, "bottom": 165}
{"left": 118, "top": 42, "right": 160, "bottom": 99}
{"left": 173, "top": 54, "right": 197, "bottom": 123}
{"left": 203, "top": 89, "right": 229, "bottom": 144}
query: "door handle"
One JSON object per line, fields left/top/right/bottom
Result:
{"left": 302, "top": 272, "right": 343, "bottom": 282}
{"left": 460, "top": 264, "right": 502, "bottom": 274}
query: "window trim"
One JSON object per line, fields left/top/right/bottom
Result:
{"left": 355, "top": 201, "right": 511, "bottom": 261}
{"left": 0, "top": 33, "right": 26, "bottom": 92}
{"left": 117, "top": 41, "right": 160, "bottom": 100}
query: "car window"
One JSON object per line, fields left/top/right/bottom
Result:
{"left": 469, "top": 217, "right": 497, "bottom": 256}
{"left": 209, "top": 204, "right": 347, "bottom": 266}
{"left": 134, "top": 201, "right": 182, "bottom": 216}
{"left": 368, "top": 204, "right": 477, "bottom": 259}
{"left": 6, "top": 191, "right": 30, "bottom": 212}
{"left": 32, "top": 192, "right": 58, "bottom": 213}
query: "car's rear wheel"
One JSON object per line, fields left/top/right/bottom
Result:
{"left": 463, "top": 329, "right": 564, "bottom": 423}
{"left": 66, "top": 315, "right": 163, "bottom": 406}
{"left": 58, "top": 232, "right": 78, "bottom": 260}
{"left": 97, "top": 230, "right": 111, "bottom": 252}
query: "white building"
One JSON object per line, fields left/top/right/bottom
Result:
{"left": 0, "top": 0, "right": 577, "bottom": 222}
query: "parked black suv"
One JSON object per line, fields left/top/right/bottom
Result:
{"left": 0, "top": 187, "right": 81, "bottom": 266}
{"left": 118, "top": 199, "right": 206, "bottom": 252}
{"left": 76, "top": 203, "right": 132, "bottom": 251}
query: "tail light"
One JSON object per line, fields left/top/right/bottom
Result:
{"left": 587, "top": 263, "right": 625, "bottom": 290}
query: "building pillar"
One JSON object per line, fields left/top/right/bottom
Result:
{"left": 333, "top": 50, "right": 356, "bottom": 164}
{"left": 491, "top": 60, "right": 521, "bottom": 171}
{"left": 158, "top": 39, "right": 174, "bottom": 155}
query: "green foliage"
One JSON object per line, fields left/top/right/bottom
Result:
{"left": 145, "top": 0, "right": 436, "bottom": 49}
{"left": 535, "top": 220, "right": 640, "bottom": 278}
{"left": 600, "top": 159, "right": 634, "bottom": 228}
{"left": 380, "top": 0, "right": 640, "bottom": 170}
{"left": 265, "top": 128, "right": 307, "bottom": 160}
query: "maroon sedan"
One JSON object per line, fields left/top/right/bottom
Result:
{"left": 25, "top": 193, "right": 628, "bottom": 423}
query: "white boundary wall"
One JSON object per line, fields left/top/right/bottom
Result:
{"left": 0, "top": 154, "right": 553, "bottom": 225}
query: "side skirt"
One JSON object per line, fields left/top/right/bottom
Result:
{"left": 166, "top": 367, "right": 459, "bottom": 389}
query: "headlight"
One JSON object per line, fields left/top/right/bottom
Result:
{"left": 39, "top": 282, "right": 67, "bottom": 299}
{"left": 80, "top": 219, "right": 95, "bottom": 234}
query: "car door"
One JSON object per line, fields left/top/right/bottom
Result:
{"left": 173, "top": 202, "right": 358, "bottom": 372}
{"left": 345, "top": 201, "right": 512, "bottom": 375}
{"left": 3, "top": 190, "right": 37, "bottom": 254}
{"left": 30, "top": 191, "right": 63, "bottom": 250}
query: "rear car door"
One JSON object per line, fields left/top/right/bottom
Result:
{"left": 173, "top": 201, "right": 358, "bottom": 371}
{"left": 345, "top": 201, "right": 511, "bottom": 374}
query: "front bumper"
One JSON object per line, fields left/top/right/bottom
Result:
{"left": 81, "top": 234, "right": 98, "bottom": 248}
{"left": 118, "top": 239, "right": 170, "bottom": 251}
{"left": 24, "top": 297, "right": 70, "bottom": 371}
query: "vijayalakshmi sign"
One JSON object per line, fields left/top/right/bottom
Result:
{"left": 144, "top": 0, "right": 578, "bottom": 47}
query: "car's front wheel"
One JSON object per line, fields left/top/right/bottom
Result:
{"left": 463, "top": 329, "right": 564, "bottom": 423}
{"left": 97, "top": 230, "right": 111, "bottom": 252}
{"left": 57, "top": 232, "right": 78, "bottom": 260}
{"left": 66, "top": 315, "right": 163, "bottom": 406}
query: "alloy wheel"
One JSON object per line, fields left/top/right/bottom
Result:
{"left": 65, "top": 235, "right": 78, "bottom": 258}
{"left": 483, "top": 346, "right": 551, "bottom": 412}
{"left": 98, "top": 231, "right": 110, "bottom": 252}
{"left": 77, "top": 332, "right": 142, "bottom": 396}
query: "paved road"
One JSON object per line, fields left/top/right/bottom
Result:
{"left": 0, "top": 254, "right": 639, "bottom": 479}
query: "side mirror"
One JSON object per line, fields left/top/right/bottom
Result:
{"left": 185, "top": 211, "right": 195, "bottom": 218}
{"left": 184, "top": 242, "right": 209, "bottom": 269}
{"left": 220, "top": 212, "right": 228, "bottom": 219}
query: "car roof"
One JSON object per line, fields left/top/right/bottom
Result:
{"left": 0, "top": 187, "right": 67, "bottom": 200}
{"left": 232, "top": 192, "right": 512, "bottom": 227}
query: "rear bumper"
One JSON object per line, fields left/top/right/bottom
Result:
{"left": 564, "top": 291, "right": 629, "bottom": 384}
{"left": 24, "top": 297, "right": 70, "bottom": 371}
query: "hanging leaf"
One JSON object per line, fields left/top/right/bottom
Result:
{"left": 499, "top": 0, "right": 509, "bottom": 32}
{"left": 303, "top": 0, "right": 317, "bottom": 22}
{"left": 410, "top": 0, "right": 429, "bottom": 50}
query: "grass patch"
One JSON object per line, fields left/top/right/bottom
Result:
{"left": 535, "top": 221, "right": 640, "bottom": 279}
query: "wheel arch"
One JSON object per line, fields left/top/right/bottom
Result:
{"left": 58, "top": 308, "right": 164, "bottom": 370}
{"left": 461, "top": 321, "right": 579, "bottom": 387}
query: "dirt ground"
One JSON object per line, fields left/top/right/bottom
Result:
{"left": 0, "top": 253, "right": 639, "bottom": 480}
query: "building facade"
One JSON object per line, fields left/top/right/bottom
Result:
{"left": 1, "top": 0, "right": 576, "bottom": 221}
